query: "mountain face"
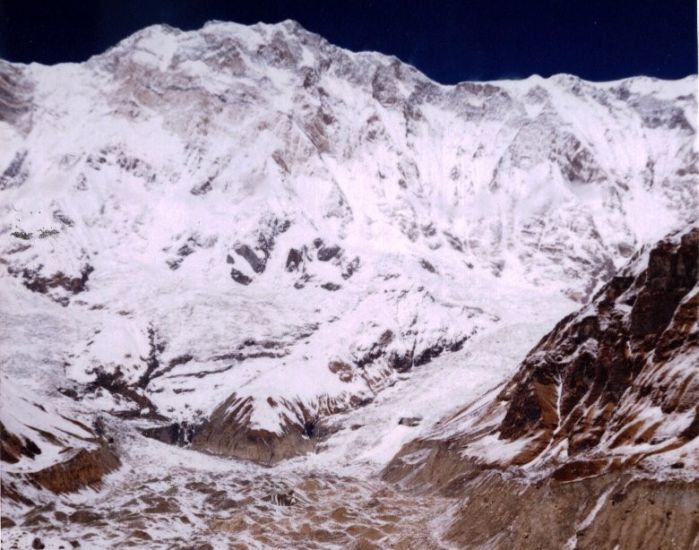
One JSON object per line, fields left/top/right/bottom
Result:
{"left": 384, "top": 225, "right": 698, "bottom": 547}
{"left": 0, "top": 19, "right": 697, "bottom": 541}
{"left": 387, "top": 225, "right": 698, "bottom": 479}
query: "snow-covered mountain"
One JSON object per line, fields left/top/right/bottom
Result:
{"left": 0, "top": 18, "right": 696, "bottom": 480}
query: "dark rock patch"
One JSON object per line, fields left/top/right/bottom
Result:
{"left": 420, "top": 259, "right": 437, "bottom": 273}
{"left": 328, "top": 361, "right": 353, "bottom": 383}
{"left": 141, "top": 422, "right": 199, "bottom": 447}
{"left": 190, "top": 179, "right": 213, "bottom": 195}
{"left": 388, "top": 350, "right": 414, "bottom": 373}
{"left": 230, "top": 268, "right": 252, "bottom": 285}
{"left": 321, "top": 282, "right": 341, "bottom": 291}
{"left": 166, "top": 258, "right": 182, "bottom": 270}
{"left": 356, "top": 330, "right": 395, "bottom": 370}
{"left": 10, "top": 264, "right": 94, "bottom": 298}
{"left": 86, "top": 366, "right": 164, "bottom": 420}
{"left": 235, "top": 244, "right": 265, "bottom": 274}
{"left": 52, "top": 210, "right": 75, "bottom": 227}
{"left": 0, "top": 150, "right": 29, "bottom": 190}
{"left": 318, "top": 245, "right": 341, "bottom": 262}
{"left": 177, "top": 243, "right": 194, "bottom": 257}
{"left": 293, "top": 272, "right": 312, "bottom": 289}
{"left": 286, "top": 248, "right": 304, "bottom": 272}
{"left": 413, "top": 337, "right": 467, "bottom": 367}
{"left": 341, "top": 257, "right": 361, "bottom": 279}
{"left": 443, "top": 231, "right": 464, "bottom": 252}
{"left": 398, "top": 417, "right": 422, "bottom": 427}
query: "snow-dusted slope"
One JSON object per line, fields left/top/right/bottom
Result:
{"left": 0, "top": 375, "right": 119, "bottom": 504}
{"left": 0, "top": 20, "right": 696, "bottom": 465}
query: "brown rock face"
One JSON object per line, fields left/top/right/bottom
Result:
{"left": 191, "top": 394, "right": 329, "bottom": 464}
{"left": 494, "top": 227, "right": 698, "bottom": 473}
{"left": 1, "top": 385, "right": 121, "bottom": 504}
{"left": 2, "top": 441, "right": 120, "bottom": 506}
{"left": 443, "top": 473, "right": 699, "bottom": 550}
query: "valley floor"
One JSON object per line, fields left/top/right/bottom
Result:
{"left": 2, "top": 299, "right": 573, "bottom": 549}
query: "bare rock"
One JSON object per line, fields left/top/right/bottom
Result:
{"left": 317, "top": 245, "right": 341, "bottom": 262}
{"left": 230, "top": 268, "right": 252, "bottom": 285}
{"left": 398, "top": 417, "right": 422, "bottom": 427}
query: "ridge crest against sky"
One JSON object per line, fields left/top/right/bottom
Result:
{"left": 0, "top": 0, "right": 697, "bottom": 82}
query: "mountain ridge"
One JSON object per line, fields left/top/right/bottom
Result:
{"left": 20, "top": 19, "right": 696, "bottom": 88}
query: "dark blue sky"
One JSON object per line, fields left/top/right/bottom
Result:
{"left": 0, "top": 0, "right": 696, "bottom": 82}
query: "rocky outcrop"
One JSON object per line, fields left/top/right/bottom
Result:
{"left": 507, "top": 226, "right": 696, "bottom": 474}
{"left": 1, "top": 433, "right": 119, "bottom": 506}
{"left": 1, "top": 378, "right": 121, "bottom": 504}
{"left": 230, "top": 267, "right": 252, "bottom": 285}
{"left": 6, "top": 264, "right": 94, "bottom": 306}
{"left": 27, "top": 444, "right": 120, "bottom": 494}
{"left": 191, "top": 394, "right": 330, "bottom": 464}
{"left": 228, "top": 217, "right": 291, "bottom": 283}
{"left": 2, "top": 437, "right": 120, "bottom": 505}
{"left": 388, "top": 226, "right": 698, "bottom": 481}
